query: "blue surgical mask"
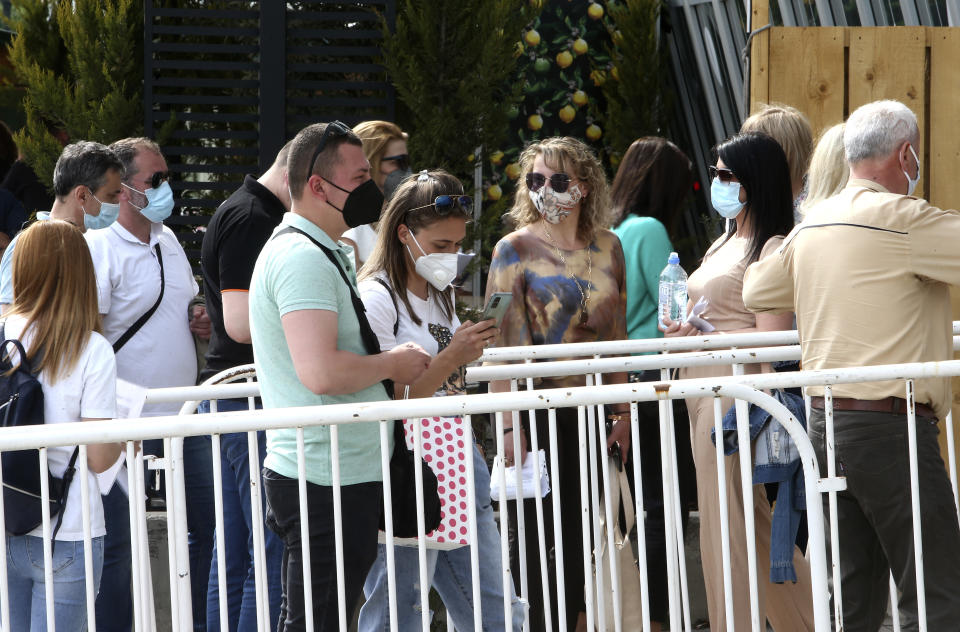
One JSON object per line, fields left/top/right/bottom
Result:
{"left": 127, "top": 180, "right": 175, "bottom": 223}
{"left": 83, "top": 194, "right": 120, "bottom": 230}
{"left": 710, "top": 178, "right": 745, "bottom": 219}
{"left": 903, "top": 145, "right": 920, "bottom": 197}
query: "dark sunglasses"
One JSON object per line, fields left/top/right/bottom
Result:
{"left": 708, "top": 166, "right": 737, "bottom": 183}
{"left": 526, "top": 172, "right": 572, "bottom": 193}
{"left": 381, "top": 153, "right": 410, "bottom": 172}
{"left": 407, "top": 195, "right": 473, "bottom": 214}
{"left": 308, "top": 120, "right": 352, "bottom": 177}
{"left": 148, "top": 171, "right": 170, "bottom": 189}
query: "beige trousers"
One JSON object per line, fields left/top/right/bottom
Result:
{"left": 681, "top": 365, "right": 814, "bottom": 632}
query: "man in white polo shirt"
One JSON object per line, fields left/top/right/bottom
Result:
{"left": 84, "top": 137, "right": 213, "bottom": 632}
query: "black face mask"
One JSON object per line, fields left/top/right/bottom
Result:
{"left": 383, "top": 168, "right": 413, "bottom": 203}
{"left": 321, "top": 176, "right": 385, "bottom": 228}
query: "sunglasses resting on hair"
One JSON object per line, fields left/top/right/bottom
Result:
{"left": 406, "top": 195, "right": 473, "bottom": 214}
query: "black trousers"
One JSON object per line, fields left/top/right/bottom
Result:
{"left": 504, "top": 401, "right": 694, "bottom": 631}
{"left": 632, "top": 371, "right": 694, "bottom": 624}
{"left": 809, "top": 408, "right": 960, "bottom": 631}
{"left": 505, "top": 407, "right": 584, "bottom": 632}
{"left": 263, "top": 468, "right": 382, "bottom": 632}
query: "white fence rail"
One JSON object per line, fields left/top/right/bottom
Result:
{"left": 4, "top": 328, "right": 960, "bottom": 631}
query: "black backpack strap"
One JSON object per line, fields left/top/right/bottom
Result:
{"left": 50, "top": 446, "right": 80, "bottom": 543}
{"left": 373, "top": 277, "right": 400, "bottom": 337}
{"left": 113, "top": 243, "right": 164, "bottom": 354}
{"left": 273, "top": 226, "right": 395, "bottom": 398}
{"left": 0, "top": 321, "right": 40, "bottom": 375}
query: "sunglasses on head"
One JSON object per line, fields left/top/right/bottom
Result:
{"left": 407, "top": 195, "right": 473, "bottom": 214}
{"left": 526, "top": 172, "right": 572, "bottom": 194}
{"left": 381, "top": 153, "right": 410, "bottom": 172}
{"left": 308, "top": 120, "right": 352, "bottom": 177}
{"left": 148, "top": 171, "right": 170, "bottom": 189}
{"left": 708, "top": 166, "right": 737, "bottom": 183}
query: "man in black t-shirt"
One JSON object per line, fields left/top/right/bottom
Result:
{"left": 198, "top": 141, "right": 290, "bottom": 630}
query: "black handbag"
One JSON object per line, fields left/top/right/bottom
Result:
{"left": 380, "top": 414, "right": 442, "bottom": 537}
{"left": 274, "top": 226, "right": 441, "bottom": 537}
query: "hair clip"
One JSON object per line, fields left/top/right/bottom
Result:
{"left": 416, "top": 169, "right": 430, "bottom": 182}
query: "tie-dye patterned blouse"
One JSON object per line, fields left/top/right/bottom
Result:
{"left": 485, "top": 226, "right": 627, "bottom": 388}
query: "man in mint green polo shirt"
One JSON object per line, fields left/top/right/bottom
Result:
{"left": 249, "top": 121, "right": 431, "bottom": 631}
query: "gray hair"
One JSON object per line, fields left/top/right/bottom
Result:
{"left": 108, "top": 137, "right": 163, "bottom": 183}
{"left": 844, "top": 100, "right": 919, "bottom": 164}
{"left": 52, "top": 141, "right": 124, "bottom": 199}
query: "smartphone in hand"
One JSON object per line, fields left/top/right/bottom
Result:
{"left": 482, "top": 292, "right": 513, "bottom": 328}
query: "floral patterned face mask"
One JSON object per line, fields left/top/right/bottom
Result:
{"left": 528, "top": 183, "right": 583, "bottom": 224}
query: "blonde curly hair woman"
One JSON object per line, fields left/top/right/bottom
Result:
{"left": 486, "top": 136, "right": 628, "bottom": 631}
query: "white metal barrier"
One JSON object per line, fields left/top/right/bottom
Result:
{"left": 4, "top": 333, "right": 960, "bottom": 631}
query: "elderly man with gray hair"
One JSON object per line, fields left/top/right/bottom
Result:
{"left": 743, "top": 99, "right": 960, "bottom": 630}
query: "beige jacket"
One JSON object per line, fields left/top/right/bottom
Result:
{"left": 743, "top": 179, "right": 960, "bottom": 420}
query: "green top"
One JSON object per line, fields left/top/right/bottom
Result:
{"left": 250, "top": 212, "right": 390, "bottom": 486}
{"left": 613, "top": 215, "right": 673, "bottom": 345}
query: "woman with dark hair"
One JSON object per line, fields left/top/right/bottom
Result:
{"left": 611, "top": 136, "right": 693, "bottom": 237}
{"left": 610, "top": 137, "right": 695, "bottom": 632}
{"left": 611, "top": 137, "right": 694, "bottom": 344}
{"left": 663, "top": 132, "right": 813, "bottom": 632}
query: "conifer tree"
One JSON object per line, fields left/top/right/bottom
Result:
{"left": 380, "top": 0, "right": 542, "bottom": 179}
{"left": 6, "top": 0, "right": 143, "bottom": 187}
{"left": 601, "top": 0, "right": 669, "bottom": 157}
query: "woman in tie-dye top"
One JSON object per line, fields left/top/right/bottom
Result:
{"left": 484, "top": 136, "right": 628, "bottom": 631}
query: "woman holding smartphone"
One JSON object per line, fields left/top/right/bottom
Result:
{"left": 485, "top": 136, "right": 628, "bottom": 631}
{"left": 356, "top": 169, "right": 524, "bottom": 631}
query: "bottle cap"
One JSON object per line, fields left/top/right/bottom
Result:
{"left": 668, "top": 252, "right": 679, "bottom": 264}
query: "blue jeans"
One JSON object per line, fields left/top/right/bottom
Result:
{"left": 95, "top": 484, "right": 132, "bottom": 632}
{"left": 358, "top": 443, "right": 525, "bottom": 631}
{"left": 7, "top": 535, "right": 104, "bottom": 632}
{"left": 144, "top": 434, "right": 215, "bottom": 631}
{"left": 199, "top": 400, "right": 283, "bottom": 632}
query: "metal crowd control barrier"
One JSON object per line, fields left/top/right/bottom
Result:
{"left": 2, "top": 325, "right": 960, "bottom": 631}
{"left": 467, "top": 330, "right": 960, "bottom": 632}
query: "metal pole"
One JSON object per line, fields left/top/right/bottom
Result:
{"left": 472, "top": 146, "right": 483, "bottom": 303}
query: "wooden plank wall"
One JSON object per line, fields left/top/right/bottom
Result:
{"left": 750, "top": 20, "right": 960, "bottom": 466}
{"left": 750, "top": 25, "right": 960, "bottom": 205}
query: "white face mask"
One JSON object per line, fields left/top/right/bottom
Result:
{"left": 407, "top": 231, "right": 459, "bottom": 291}
{"left": 903, "top": 145, "right": 920, "bottom": 196}
{"left": 528, "top": 183, "right": 583, "bottom": 224}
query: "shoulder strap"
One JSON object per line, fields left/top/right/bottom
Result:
{"left": 50, "top": 447, "right": 80, "bottom": 542}
{"left": 113, "top": 243, "right": 164, "bottom": 354}
{"left": 373, "top": 277, "right": 400, "bottom": 337}
{"left": 273, "top": 226, "right": 395, "bottom": 399}
{"left": 0, "top": 321, "right": 42, "bottom": 375}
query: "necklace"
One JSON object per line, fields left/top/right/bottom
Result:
{"left": 541, "top": 221, "right": 592, "bottom": 325}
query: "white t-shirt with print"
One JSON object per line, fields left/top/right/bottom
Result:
{"left": 359, "top": 273, "right": 463, "bottom": 396}
{"left": 3, "top": 315, "right": 118, "bottom": 540}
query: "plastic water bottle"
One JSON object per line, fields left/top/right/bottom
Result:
{"left": 658, "top": 252, "right": 688, "bottom": 328}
